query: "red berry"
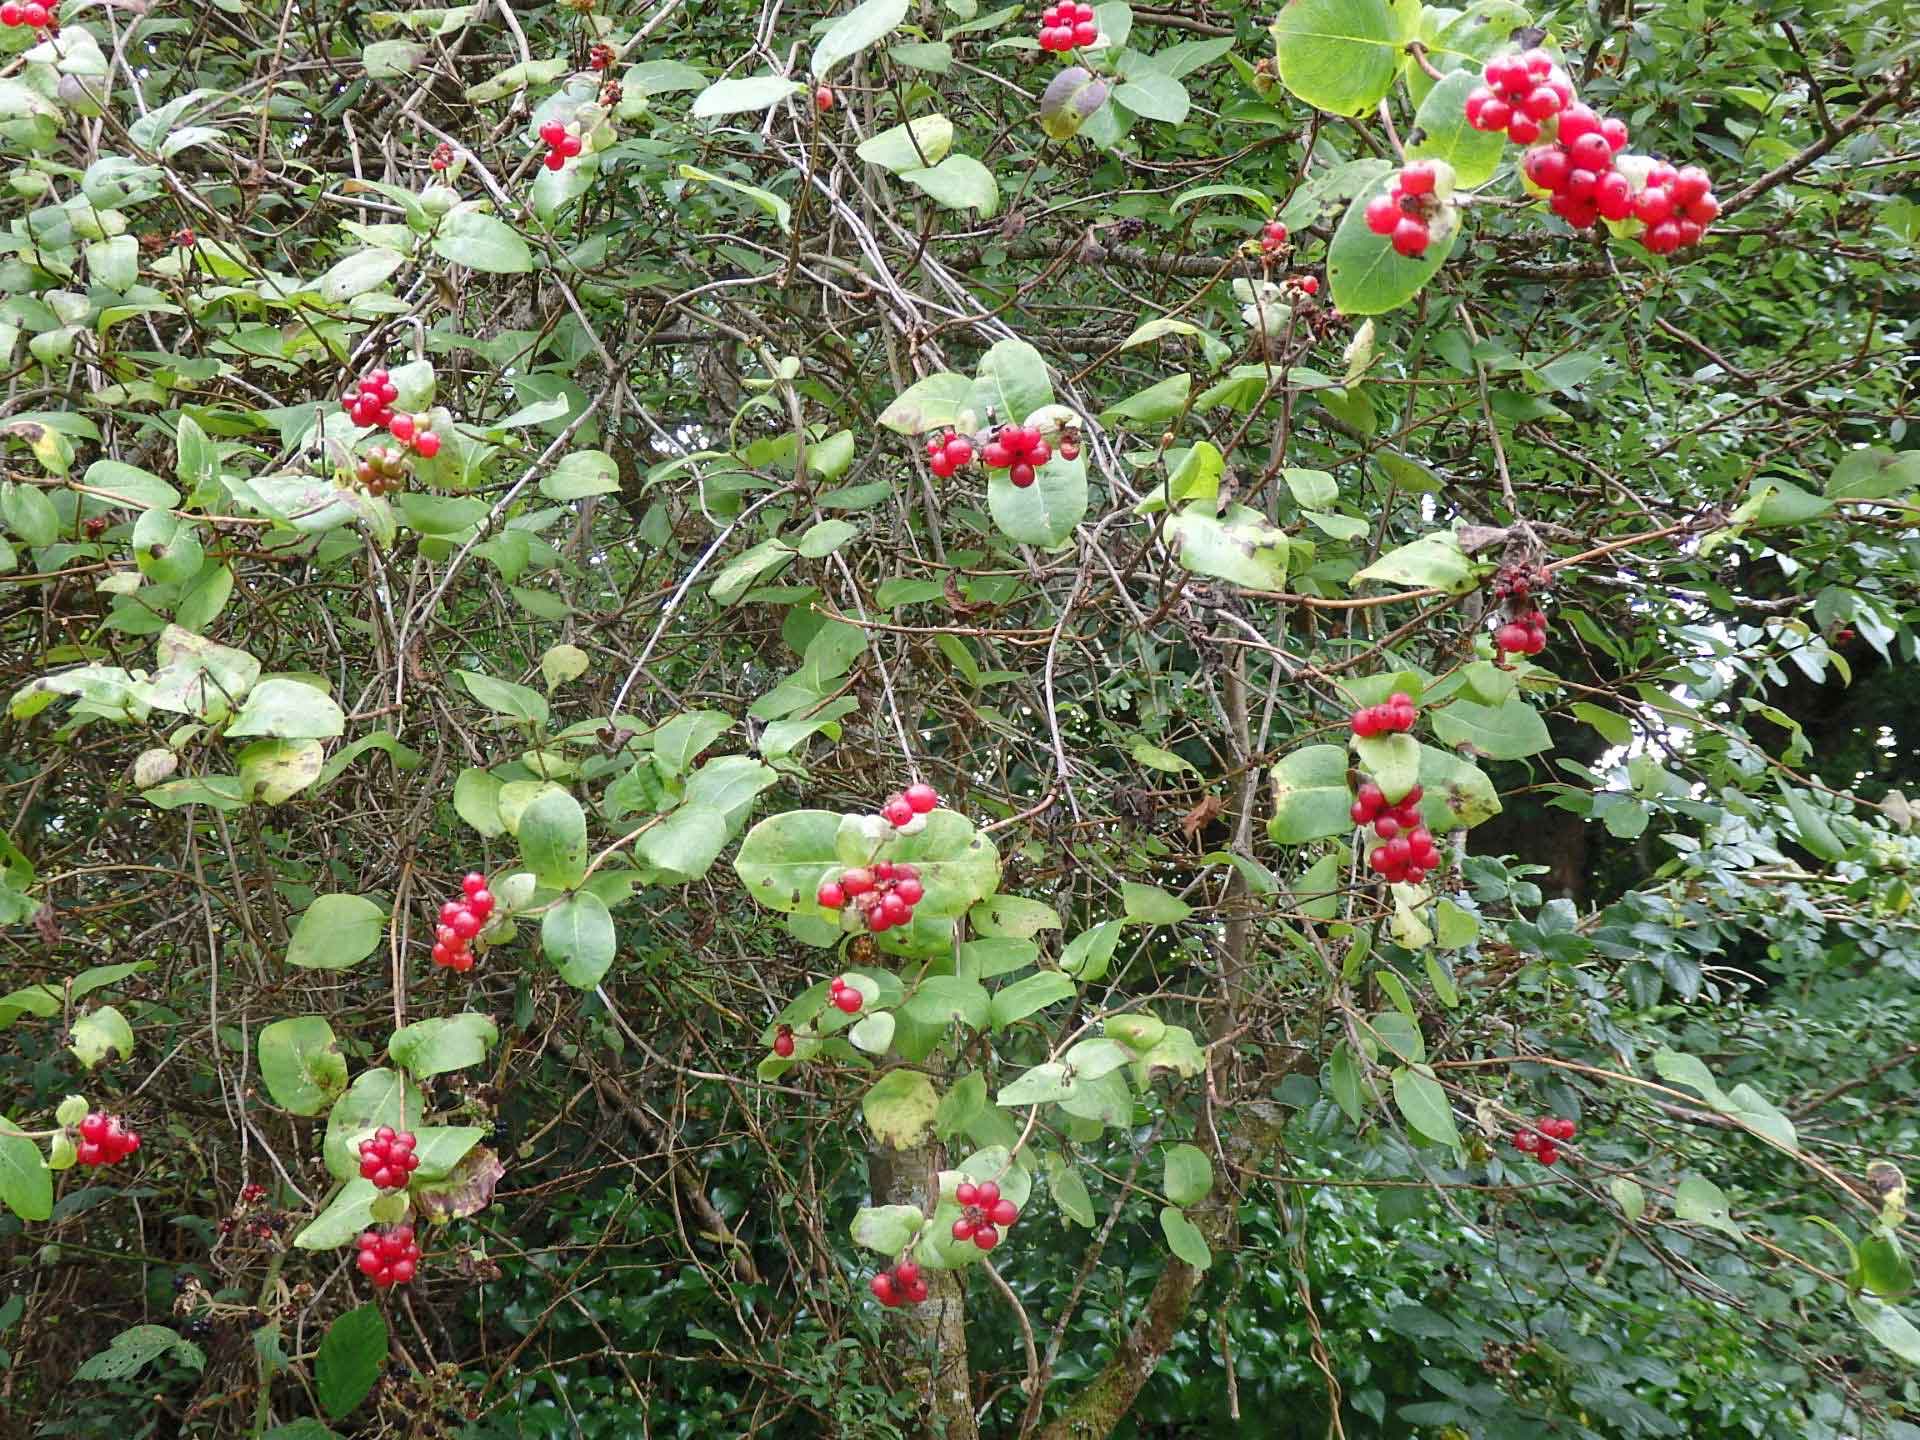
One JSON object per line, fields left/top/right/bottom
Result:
{"left": 952, "top": 1217, "right": 977, "bottom": 1241}
{"left": 543, "top": 151, "right": 566, "bottom": 171}
{"left": 1477, "top": 97, "right": 1512, "bottom": 133}
{"left": 930, "top": 454, "right": 957, "bottom": 479}
{"left": 956, "top": 1182, "right": 979, "bottom": 1205}
{"left": 1071, "top": 20, "right": 1097, "bottom": 45}
{"left": 451, "top": 908, "right": 481, "bottom": 940}
{"left": 882, "top": 797, "right": 915, "bottom": 827}
{"left": 1497, "top": 622, "right": 1532, "bottom": 654}
{"left": 894, "top": 877, "right": 924, "bottom": 905}
{"left": 1513, "top": 1128, "right": 1539, "bottom": 1152}
{"left": 1536, "top": 1143, "right": 1560, "bottom": 1166}
{"left": 896, "top": 1260, "right": 921, "bottom": 1286}
{"left": 1364, "top": 194, "right": 1402, "bottom": 236}
{"left": 1673, "top": 219, "right": 1705, "bottom": 249}
{"left": 80, "top": 1112, "right": 108, "bottom": 1142}
{"left": 976, "top": 1180, "right": 1000, "bottom": 1206}
{"left": 1596, "top": 172, "right": 1633, "bottom": 221}
{"left": 1672, "top": 166, "right": 1712, "bottom": 206}
{"left": 0, "top": 4, "right": 20, "bottom": 21}
{"left": 1298, "top": 275, "right": 1319, "bottom": 295}
{"left": 1568, "top": 132, "right": 1613, "bottom": 173}
{"left": 904, "top": 782, "right": 938, "bottom": 813}
{"left": 878, "top": 893, "right": 912, "bottom": 926}
{"left": 466, "top": 890, "right": 494, "bottom": 922}
{"left": 1632, "top": 186, "right": 1675, "bottom": 224}
{"left": 1556, "top": 102, "right": 1600, "bottom": 144}
{"left": 1373, "top": 815, "right": 1400, "bottom": 841}
{"left": 539, "top": 121, "right": 565, "bottom": 146}
{"left": 773, "top": 1030, "right": 795, "bottom": 1058}
{"left": 815, "top": 86, "right": 835, "bottom": 112}
{"left": 1009, "top": 462, "right": 1036, "bottom": 488}
{"left": 817, "top": 881, "right": 845, "bottom": 909}
{"left": 462, "top": 872, "right": 486, "bottom": 896}
{"left": 1685, "top": 193, "right": 1720, "bottom": 226}
{"left": 416, "top": 430, "right": 442, "bottom": 459}
{"left": 972, "top": 1225, "right": 1000, "bottom": 1250}
{"left": 431, "top": 942, "right": 454, "bottom": 966}
{"left": 21, "top": 0, "right": 45, "bottom": 22}
{"left": 870, "top": 1272, "right": 897, "bottom": 1304}
{"left": 989, "top": 1198, "right": 1018, "bottom": 1227}
{"left": 1506, "top": 113, "right": 1541, "bottom": 145}
{"left": 1390, "top": 217, "right": 1430, "bottom": 258}
{"left": 1521, "top": 85, "right": 1563, "bottom": 121}
{"left": 1524, "top": 145, "right": 1570, "bottom": 193}
{"left": 943, "top": 438, "right": 972, "bottom": 468}
{"left": 1398, "top": 161, "right": 1437, "bottom": 197}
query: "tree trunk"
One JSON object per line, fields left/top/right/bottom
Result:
{"left": 871, "top": 1138, "right": 978, "bottom": 1440}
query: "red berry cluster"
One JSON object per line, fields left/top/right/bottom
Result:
{"left": 1469, "top": 46, "right": 1720, "bottom": 251}
{"left": 1348, "top": 691, "right": 1416, "bottom": 740}
{"left": 817, "top": 860, "right": 925, "bottom": 933}
{"left": 357, "top": 1127, "right": 421, "bottom": 1191}
{"left": 925, "top": 430, "right": 974, "bottom": 479}
{"left": 1510, "top": 1116, "right": 1575, "bottom": 1166}
{"left": 1491, "top": 561, "right": 1552, "bottom": 657}
{"left": 353, "top": 444, "right": 410, "bottom": 498}
{"left": 342, "top": 367, "right": 399, "bottom": 428}
{"left": 429, "top": 141, "right": 452, "bottom": 172}
{"left": 772, "top": 1023, "right": 795, "bottom": 1058}
{"left": 1037, "top": 1, "right": 1097, "bottom": 51}
{"left": 537, "top": 119, "right": 584, "bottom": 171}
{"left": 356, "top": 1224, "right": 420, "bottom": 1287}
{"left": 1363, "top": 160, "right": 1447, "bottom": 258}
{"left": 1464, "top": 47, "right": 1578, "bottom": 146}
{"left": 983, "top": 424, "right": 1051, "bottom": 489}
{"left": 241, "top": 1182, "right": 269, "bottom": 1204}
{"left": 589, "top": 42, "right": 614, "bottom": 71}
{"left": 432, "top": 872, "right": 494, "bottom": 972}
{"left": 0, "top": 0, "right": 54, "bottom": 29}
{"left": 951, "top": 1180, "right": 1017, "bottom": 1250}
{"left": 75, "top": 1111, "right": 140, "bottom": 1167}
{"left": 870, "top": 1258, "right": 928, "bottom": 1307}
{"left": 882, "top": 782, "right": 939, "bottom": 829}
{"left": 1352, "top": 782, "right": 1441, "bottom": 885}
{"left": 1259, "top": 219, "right": 1289, "bottom": 255}
{"left": 828, "top": 974, "right": 865, "bottom": 1015}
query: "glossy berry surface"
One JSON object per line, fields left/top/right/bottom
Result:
{"left": 356, "top": 1224, "right": 421, "bottom": 1288}
{"left": 75, "top": 1112, "right": 140, "bottom": 1167}
{"left": 357, "top": 1127, "right": 421, "bottom": 1190}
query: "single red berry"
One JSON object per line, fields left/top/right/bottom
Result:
{"left": 773, "top": 1029, "right": 795, "bottom": 1058}
{"left": 1071, "top": 19, "right": 1097, "bottom": 44}
{"left": 952, "top": 1216, "right": 977, "bottom": 1241}
{"left": 841, "top": 867, "right": 874, "bottom": 897}
{"left": 1506, "top": 113, "right": 1542, "bottom": 145}
{"left": 1398, "top": 161, "right": 1437, "bottom": 197}
{"left": 462, "top": 872, "right": 486, "bottom": 896}
{"left": 1009, "top": 461, "right": 1036, "bottom": 488}
{"left": 1513, "top": 1128, "right": 1539, "bottom": 1151}
{"left": 1672, "top": 166, "right": 1712, "bottom": 206}
{"left": 817, "top": 880, "right": 846, "bottom": 909}
{"left": 21, "top": 0, "right": 46, "bottom": 22}
{"left": 870, "top": 1272, "right": 897, "bottom": 1304}
{"left": 1568, "top": 132, "right": 1613, "bottom": 173}
{"left": 1557, "top": 102, "right": 1601, "bottom": 144}
{"left": 466, "top": 890, "right": 494, "bottom": 922}
{"left": 451, "top": 908, "right": 481, "bottom": 940}
{"left": 894, "top": 877, "right": 924, "bottom": 905}
{"left": 976, "top": 1180, "right": 1000, "bottom": 1206}
{"left": 989, "top": 1198, "right": 1018, "bottom": 1227}
{"left": 955, "top": 1182, "right": 979, "bottom": 1206}
{"left": 1536, "top": 1143, "right": 1560, "bottom": 1166}
{"left": 1632, "top": 186, "right": 1675, "bottom": 224}
{"left": 895, "top": 1260, "right": 921, "bottom": 1286}
{"left": 560, "top": 133, "right": 583, "bottom": 157}
{"left": 1521, "top": 85, "right": 1563, "bottom": 121}
{"left": 1298, "top": 275, "right": 1319, "bottom": 295}
{"left": 1497, "top": 622, "right": 1532, "bottom": 654}
{"left": 1599, "top": 116, "right": 1629, "bottom": 151}
{"left": 1596, "top": 172, "right": 1633, "bottom": 221}
{"left": 878, "top": 893, "right": 912, "bottom": 926}
{"left": 1524, "top": 145, "right": 1570, "bottom": 193}
{"left": 388, "top": 412, "right": 417, "bottom": 443}
{"left": 1373, "top": 815, "right": 1400, "bottom": 841}
{"left": 972, "top": 1225, "right": 1000, "bottom": 1250}
{"left": 905, "top": 782, "right": 938, "bottom": 813}
{"left": 0, "top": 3, "right": 22, "bottom": 22}
{"left": 815, "top": 85, "right": 835, "bottom": 112}
{"left": 415, "top": 431, "right": 442, "bottom": 458}
{"left": 544, "top": 150, "right": 567, "bottom": 171}
{"left": 1390, "top": 216, "right": 1430, "bottom": 258}
{"left": 79, "top": 1112, "right": 108, "bottom": 1142}
{"left": 943, "top": 437, "right": 973, "bottom": 468}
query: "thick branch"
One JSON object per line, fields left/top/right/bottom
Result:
{"left": 1722, "top": 63, "right": 1914, "bottom": 216}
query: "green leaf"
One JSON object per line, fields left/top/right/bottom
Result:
{"left": 900, "top": 154, "right": 1000, "bottom": 217}
{"left": 1122, "top": 881, "right": 1191, "bottom": 925}
{"left": 1129, "top": 737, "right": 1195, "bottom": 773}
{"left": 541, "top": 450, "right": 620, "bottom": 501}
{"left": 863, "top": 1070, "right": 940, "bottom": 1149}
{"left": 1674, "top": 1174, "right": 1743, "bottom": 1239}
{"left": 1406, "top": 68, "right": 1507, "bottom": 187}
{"left": 1328, "top": 1042, "right": 1365, "bottom": 1124}
{"left": 692, "top": 75, "right": 805, "bottom": 118}
{"left": 1851, "top": 1293, "right": 1920, "bottom": 1366}
{"left": 73, "top": 1325, "right": 192, "bottom": 1381}
{"left": 519, "top": 789, "right": 589, "bottom": 890}
{"left": 543, "top": 892, "right": 616, "bottom": 988}
{"left": 430, "top": 211, "right": 534, "bottom": 273}
{"left": 989, "top": 972, "right": 1077, "bottom": 1029}
{"left": 69, "top": 1006, "right": 135, "bottom": 1069}
{"left": 1, "top": 483, "right": 59, "bottom": 547}
{"left": 1351, "top": 530, "right": 1472, "bottom": 590}
{"left": 1061, "top": 919, "right": 1124, "bottom": 981}
{"left": 1102, "top": 372, "right": 1192, "bottom": 426}
{"left": 998, "top": 1061, "right": 1079, "bottom": 1105}
{"left": 1159, "top": 1205, "right": 1212, "bottom": 1269}
{"left": 849, "top": 1203, "right": 925, "bottom": 1253}
{"left": 1416, "top": 742, "right": 1500, "bottom": 831}
{"left": 848, "top": 1010, "right": 897, "bottom": 1054}
{"left": 1431, "top": 697, "right": 1552, "bottom": 760}
{"left": 676, "top": 165, "right": 793, "bottom": 233}
{"left": 969, "top": 895, "right": 1061, "bottom": 939}
{"left": 453, "top": 767, "right": 506, "bottom": 836}
{"left": 1270, "top": 0, "right": 1403, "bottom": 117}
{"left": 0, "top": 1119, "right": 52, "bottom": 1222}
{"left": 1652, "top": 1049, "right": 1729, "bottom": 1109}
{"left": 855, "top": 116, "right": 955, "bottom": 173}
{"left": 84, "top": 460, "right": 180, "bottom": 510}
{"left": 1267, "top": 744, "right": 1352, "bottom": 844}
{"left": 1611, "top": 1176, "right": 1646, "bottom": 1222}
{"left": 905, "top": 975, "right": 992, "bottom": 1030}
{"left": 1165, "top": 504, "right": 1290, "bottom": 590}
{"left": 259, "top": 1017, "right": 348, "bottom": 1115}
{"left": 286, "top": 894, "right": 385, "bottom": 970}
{"left": 814, "top": 0, "right": 910, "bottom": 77}
{"left": 1828, "top": 446, "right": 1920, "bottom": 500}
{"left": 989, "top": 454, "right": 1086, "bottom": 548}
{"left": 1162, "top": 1143, "right": 1213, "bottom": 1205}
{"left": 457, "top": 670, "right": 548, "bottom": 725}
{"left": 316, "top": 1305, "right": 387, "bottom": 1419}
{"left": 1114, "top": 70, "right": 1190, "bottom": 124}
{"left": 1050, "top": 1162, "right": 1096, "bottom": 1227}
{"left": 389, "top": 1013, "right": 498, "bottom": 1078}
{"left": 227, "top": 678, "right": 344, "bottom": 739}
{"left": 877, "top": 372, "right": 975, "bottom": 434}
{"left": 237, "top": 737, "right": 326, "bottom": 804}
{"left": 1859, "top": 1232, "right": 1914, "bottom": 1300}
{"left": 1353, "top": 732, "right": 1420, "bottom": 804}
{"left": 1038, "top": 65, "right": 1112, "bottom": 141}
{"left": 318, "top": 247, "right": 406, "bottom": 302}
{"left": 1391, "top": 1066, "right": 1459, "bottom": 1149}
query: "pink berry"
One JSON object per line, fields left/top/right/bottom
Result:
{"left": 414, "top": 431, "right": 442, "bottom": 459}
{"left": 904, "top": 783, "right": 938, "bottom": 813}
{"left": 1072, "top": 20, "right": 1097, "bottom": 45}
{"left": 842, "top": 867, "right": 874, "bottom": 896}
{"left": 882, "top": 797, "right": 914, "bottom": 827}
{"left": 817, "top": 881, "right": 845, "bottom": 909}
